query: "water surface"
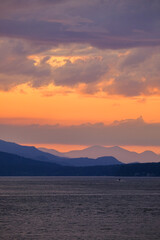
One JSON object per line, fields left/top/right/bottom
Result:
{"left": 0, "top": 177, "right": 160, "bottom": 240}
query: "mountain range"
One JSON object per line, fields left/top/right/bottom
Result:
{"left": 39, "top": 145, "right": 160, "bottom": 163}
{"left": 0, "top": 151, "right": 160, "bottom": 176}
{"left": 0, "top": 139, "right": 160, "bottom": 176}
{"left": 0, "top": 139, "right": 121, "bottom": 167}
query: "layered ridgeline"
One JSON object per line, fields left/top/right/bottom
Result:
{"left": 0, "top": 151, "right": 160, "bottom": 176}
{"left": 0, "top": 139, "right": 121, "bottom": 167}
{"left": 40, "top": 145, "right": 160, "bottom": 163}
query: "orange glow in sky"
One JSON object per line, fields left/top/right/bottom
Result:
{"left": 0, "top": 1, "right": 160, "bottom": 154}
{"left": 1, "top": 83, "right": 160, "bottom": 125}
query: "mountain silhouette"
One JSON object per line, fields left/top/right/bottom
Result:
{"left": 0, "top": 139, "right": 122, "bottom": 166}
{"left": 0, "top": 151, "right": 61, "bottom": 176}
{"left": 39, "top": 147, "right": 66, "bottom": 157}
{"left": 0, "top": 151, "right": 159, "bottom": 176}
{"left": 0, "top": 139, "right": 67, "bottom": 165}
{"left": 62, "top": 145, "right": 160, "bottom": 163}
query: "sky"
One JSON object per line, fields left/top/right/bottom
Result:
{"left": 0, "top": 0, "right": 160, "bottom": 153}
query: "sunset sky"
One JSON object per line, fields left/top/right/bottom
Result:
{"left": 0, "top": 0, "right": 160, "bottom": 153}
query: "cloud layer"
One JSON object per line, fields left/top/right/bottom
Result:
{"left": 1, "top": 117, "right": 160, "bottom": 146}
{"left": 0, "top": 0, "right": 160, "bottom": 96}
{"left": 0, "top": 0, "right": 160, "bottom": 48}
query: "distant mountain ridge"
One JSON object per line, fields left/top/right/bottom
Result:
{"left": 0, "top": 151, "right": 159, "bottom": 176}
{"left": 0, "top": 139, "right": 122, "bottom": 167}
{"left": 39, "top": 147, "right": 66, "bottom": 157}
{"left": 0, "top": 139, "right": 67, "bottom": 165}
{"left": 40, "top": 145, "right": 160, "bottom": 163}
{"left": 1, "top": 139, "right": 159, "bottom": 166}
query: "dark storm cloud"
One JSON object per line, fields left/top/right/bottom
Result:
{"left": 0, "top": 0, "right": 66, "bottom": 12}
{"left": 0, "top": 0, "right": 160, "bottom": 49}
{"left": 0, "top": 19, "right": 97, "bottom": 47}
{"left": 0, "top": 0, "right": 160, "bottom": 95}
{"left": 0, "top": 117, "right": 160, "bottom": 146}
{"left": 0, "top": 19, "right": 159, "bottom": 50}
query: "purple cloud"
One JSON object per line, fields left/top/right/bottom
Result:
{"left": 0, "top": 0, "right": 160, "bottom": 49}
{"left": 0, "top": 117, "right": 160, "bottom": 146}
{"left": 0, "top": 0, "right": 160, "bottom": 96}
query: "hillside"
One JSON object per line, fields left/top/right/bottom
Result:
{"left": 0, "top": 139, "right": 122, "bottom": 167}
{"left": 0, "top": 151, "right": 159, "bottom": 176}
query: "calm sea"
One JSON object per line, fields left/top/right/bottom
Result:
{"left": 0, "top": 177, "right": 160, "bottom": 240}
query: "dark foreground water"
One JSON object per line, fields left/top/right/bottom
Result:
{"left": 0, "top": 177, "right": 160, "bottom": 240}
